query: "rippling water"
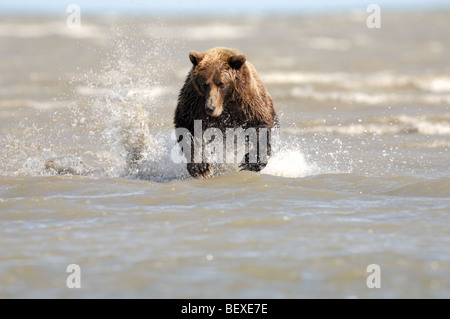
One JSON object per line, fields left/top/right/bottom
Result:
{"left": 0, "top": 11, "right": 449, "bottom": 298}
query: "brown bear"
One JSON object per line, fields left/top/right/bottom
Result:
{"left": 174, "top": 47, "right": 278, "bottom": 178}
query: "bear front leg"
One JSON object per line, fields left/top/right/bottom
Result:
{"left": 175, "top": 128, "right": 213, "bottom": 178}
{"left": 239, "top": 127, "right": 272, "bottom": 172}
{"left": 187, "top": 162, "right": 213, "bottom": 178}
{"left": 186, "top": 132, "right": 214, "bottom": 178}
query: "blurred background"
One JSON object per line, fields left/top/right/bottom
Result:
{"left": 2, "top": 0, "right": 450, "bottom": 14}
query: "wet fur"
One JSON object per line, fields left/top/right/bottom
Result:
{"left": 174, "top": 47, "right": 278, "bottom": 178}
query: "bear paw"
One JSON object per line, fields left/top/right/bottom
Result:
{"left": 239, "top": 162, "right": 265, "bottom": 172}
{"left": 187, "top": 162, "right": 213, "bottom": 178}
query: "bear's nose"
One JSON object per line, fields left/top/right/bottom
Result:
{"left": 205, "top": 103, "right": 215, "bottom": 115}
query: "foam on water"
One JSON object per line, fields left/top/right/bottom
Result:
{"left": 261, "top": 149, "right": 316, "bottom": 178}
{"left": 290, "top": 86, "right": 450, "bottom": 106}
{"left": 286, "top": 114, "right": 450, "bottom": 136}
{"left": 261, "top": 71, "right": 450, "bottom": 93}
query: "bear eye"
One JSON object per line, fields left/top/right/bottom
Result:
{"left": 218, "top": 82, "right": 225, "bottom": 89}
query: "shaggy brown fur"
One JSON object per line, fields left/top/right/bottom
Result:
{"left": 174, "top": 47, "right": 278, "bottom": 178}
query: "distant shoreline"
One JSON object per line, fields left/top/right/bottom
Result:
{"left": 2, "top": 8, "right": 450, "bottom": 19}
{"left": 1, "top": 1, "right": 450, "bottom": 18}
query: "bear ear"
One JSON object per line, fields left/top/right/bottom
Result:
{"left": 228, "top": 54, "right": 246, "bottom": 70}
{"left": 189, "top": 51, "right": 204, "bottom": 67}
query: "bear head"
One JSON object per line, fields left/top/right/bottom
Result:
{"left": 189, "top": 47, "right": 247, "bottom": 117}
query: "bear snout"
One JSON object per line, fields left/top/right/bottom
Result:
{"left": 205, "top": 103, "right": 216, "bottom": 115}
{"left": 205, "top": 102, "right": 223, "bottom": 117}
{"left": 205, "top": 95, "right": 224, "bottom": 117}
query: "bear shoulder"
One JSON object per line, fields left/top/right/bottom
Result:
{"left": 174, "top": 71, "right": 204, "bottom": 131}
{"left": 238, "top": 61, "right": 276, "bottom": 127}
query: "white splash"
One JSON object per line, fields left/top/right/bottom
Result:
{"left": 262, "top": 149, "right": 316, "bottom": 178}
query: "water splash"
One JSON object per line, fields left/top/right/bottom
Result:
{"left": 69, "top": 25, "right": 187, "bottom": 181}
{"left": 0, "top": 24, "right": 336, "bottom": 181}
{"left": 261, "top": 149, "right": 316, "bottom": 178}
